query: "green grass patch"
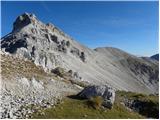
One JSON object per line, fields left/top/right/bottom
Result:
{"left": 32, "top": 96, "right": 144, "bottom": 119}
{"left": 31, "top": 91, "right": 159, "bottom": 119}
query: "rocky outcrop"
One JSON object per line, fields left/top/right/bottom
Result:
{"left": 13, "top": 13, "right": 36, "bottom": 32}
{"left": 51, "top": 67, "right": 82, "bottom": 81}
{"left": 1, "top": 13, "right": 87, "bottom": 72}
{"left": 78, "top": 85, "right": 115, "bottom": 108}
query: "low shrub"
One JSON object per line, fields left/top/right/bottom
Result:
{"left": 87, "top": 96, "right": 104, "bottom": 109}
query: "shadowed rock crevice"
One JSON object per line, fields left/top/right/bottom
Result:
{"left": 1, "top": 38, "right": 28, "bottom": 53}
{"left": 12, "top": 13, "right": 36, "bottom": 32}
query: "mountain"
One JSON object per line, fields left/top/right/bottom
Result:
{"left": 150, "top": 54, "right": 159, "bottom": 61}
{"left": 1, "top": 12, "right": 159, "bottom": 119}
{"left": 1, "top": 13, "right": 159, "bottom": 95}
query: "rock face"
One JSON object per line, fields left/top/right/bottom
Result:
{"left": 78, "top": 85, "right": 115, "bottom": 108}
{"left": 1, "top": 12, "right": 159, "bottom": 94}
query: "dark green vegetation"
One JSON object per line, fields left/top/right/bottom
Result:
{"left": 117, "top": 91, "right": 159, "bottom": 119}
{"left": 31, "top": 91, "right": 159, "bottom": 119}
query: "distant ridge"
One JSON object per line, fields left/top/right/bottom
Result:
{"left": 150, "top": 54, "right": 159, "bottom": 61}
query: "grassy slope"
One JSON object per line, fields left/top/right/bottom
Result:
{"left": 32, "top": 92, "right": 146, "bottom": 119}
{"left": 1, "top": 54, "right": 58, "bottom": 81}
{"left": 32, "top": 91, "right": 159, "bottom": 119}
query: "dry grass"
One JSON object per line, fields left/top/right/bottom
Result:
{"left": 1, "top": 54, "right": 55, "bottom": 80}
{"left": 87, "top": 96, "right": 104, "bottom": 109}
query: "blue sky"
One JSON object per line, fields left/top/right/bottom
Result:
{"left": 1, "top": 1, "right": 159, "bottom": 56}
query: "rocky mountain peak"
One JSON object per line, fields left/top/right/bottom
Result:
{"left": 1, "top": 13, "right": 159, "bottom": 95}
{"left": 12, "top": 12, "right": 37, "bottom": 32}
{"left": 1, "top": 12, "right": 89, "bottom": 72}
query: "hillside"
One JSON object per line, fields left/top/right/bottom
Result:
{"left": 1, "top": 52, "right": 82, "bottom": 118}
{"left": 150, "top": 54, "right": 159, "bottom": 61}
{"left": 32, "top": 91, "right": 158, "bottom": 119}
{"left": 1, "top": 53, "right": 158, "bottom": 118}
{"left": 1, "top": 13, "right": 158, "bottom": 94}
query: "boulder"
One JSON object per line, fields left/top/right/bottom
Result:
{"left": 78, "top": 85, "right": 115, "bottom": 109}
{"left": 51, "top": 67, "right": 65, "bottom": 77}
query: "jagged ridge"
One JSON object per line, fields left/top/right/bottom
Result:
{"left": 1, "top": 12, "right": 159, "bottom": 94}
